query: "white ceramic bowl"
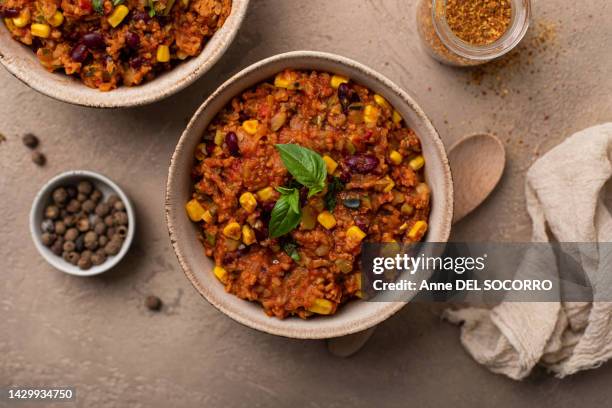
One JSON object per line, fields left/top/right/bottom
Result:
{"left": 30, "top": 170, "right": 135, "bottom": 276}
{"left": 166, "top": 51, "right": 453, "bottom": 339}
{"left": 0, "top": 0, "right": 249, "bottom": 107}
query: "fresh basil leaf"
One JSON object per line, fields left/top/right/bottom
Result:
{"left": 276, "top": 186, "right": 295, "bottom": 195}
{"left": 324, "top": 176, "right": 345, "bottom": 212}
{"left": 275, "top": 144, "right": 327, "bottom": 197}
{"left": 269, "top": 194, "right": 301, "bottom": 238}
{"left": 92, "top": 0, "right": 104, "bottom": 13}
{"left": 282, "top": 241, "right": 301, "bottom": 262}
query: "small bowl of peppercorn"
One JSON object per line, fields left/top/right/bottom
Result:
{"left": 30, "top": 170, "right": 135, "bottom": 276}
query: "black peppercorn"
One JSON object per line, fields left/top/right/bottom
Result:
{"left": 90, "top": 189, "right": 103, "bottom": 203}
{"left": 84, "top": 231, "right": 98, "bottom": 250}
{"left": 75, "top": 234, "right": 85, "bottom": 252}
{"left": 95, "top": 203, "right": 111, "bottom": 217}
{"left": 41, "top": 219, "right": 55, "bottom": 233}
{"left": 107, "top": 194, "right": 120, "bottom": 207}
{"left": 76, "top": 217, "right": 90, "bottom": 232}
{"left": 32, "top": 151, "right": 46, "bottom": 166}
{"left": 66, "top": 199, "right": 81, "bottom": 213}
{"left": 78, "top": 180, "right": 93, "bottom": 195}
{"left": 145, "top": 295, "right": 162, "bottom": 311}
{"left": 66, "top": 186, "right": 77, "bottom": 199}
{"left": 22, "top": 133, "right": 39, "bottom": 148}
{"left": 51, "top": 240, "right": 63, "bottom": 256}
{"left": 82, "top": 200, "right": 95, "bottom": 214}
{"left": 94, "top": 222, "right": 106, "bottom": 235}
{"left": 116, "top": 225, "right": 128, "bottom": 238}
{"left": 77, "top": 256, "right": 92, "bottom": 270}
{"left": 63, "top": 240, "right": 76, "bottom": 252}
{"left": 113, "top": 211, "right": 129, "bottom": 226}
{"left": 104, "top": 238, "right": 122, "bottom": 255}
{"left": 41, "top": 232, "right": 55, "bottom": 247}
{"left": 77, "top": 193, "right": 87, "bottom": 202}
{"left": 54, "top": 221, "right": 66, "bottom": 236}
{"left": 63, "top": 215, "right": 76, "bottom": 227}
{"left": 113, "top": 201, "right": 125, "bottom": 211}
{"left": 91, "top": 252, "right": 107, "bottom": 265}
{"left": 52, "top": 187, "right": 68, "bottom": 206}
{"left": 64, "top": 228, "right": 78, "bottom": 241}
{"left": 67, "top": 252, "right": 80, "bottom": 265}
{"left": 45, "top": 205, "right": 60, "bottom": 220}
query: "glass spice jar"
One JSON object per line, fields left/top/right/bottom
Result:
{"left": 416, "top": 0, "right": 532, "bottom": 66}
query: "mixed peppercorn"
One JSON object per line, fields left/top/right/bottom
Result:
{"left": 40, "top": 180, "right": 129, "bottom": 270}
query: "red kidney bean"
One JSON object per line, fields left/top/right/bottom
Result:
{"left": 125, "top": 31, "right": 139, "bottom": 50}
{"left": 79, "top": 0, "right": 92, "bottom": 12}
{"left": 225, "top": 132, "right": 240, "bottom": 157}
{"left": 70, "top": 43, "right": 89, "bottom": 63}
{"left": 338, "top": 83, "right": 350, "bottom": 110}
{"left": 354, "top": 216, "right": 369, "bottom": 232}
{"left": 1, "top": 8, "right": 20, "bottom": 18}
{"left": 81, "top": 32, "right": 105, "bottom": 49}
{"left": 254, "top": 226, "right": 268, "bottom": 242}
{"left": 345, "top": 154, "right": 379, "bottom": 174}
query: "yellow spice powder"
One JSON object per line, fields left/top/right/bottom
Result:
{"left": 445, "top": 0, "right": 513, "bottom": 45}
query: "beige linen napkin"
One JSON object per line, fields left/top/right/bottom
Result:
{"left": 444, "top": 123, "right": 612, "bottom": 380}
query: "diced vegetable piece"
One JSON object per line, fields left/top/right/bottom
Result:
{"left": 242, "top": 225, "right": 256, "bottom": 245}
{"left": 195, "top": 143, "right": 206, "bottom": 160}
{"left": 176, "top": 50, "right": 188, "bottom": 60}
{"left": 389, "top": 150, "right": 403, "bottom": 165}
{"left": 239, "top": 192, "right": 258, "bottom": 213}
{"left": 300, "top": 206, "right": 317, "bottom": 230}
{"left": 48, "top": 11, "right": 64, "bottom": 27}
{"left": 181, "top": 0, "right": 189, "bottom": 6}
{"left": 399, "top": 222, "right": 409, "bottom": 232}
{"left": 354, "top": 273, "right": 362, "bottom": 290}
{"left": 225, "top": 239, "right": 240, "bottom": 251}
{"left": 156, "top": 45, "right": 170, "bottom": 62}
{"left": 342, "top": 197, "right": 360, "bottom": 209}
{"left": 346, "top": 225, "right": 367, "bottom": 242}
{"left": 242, "top": 119, "right": 259, "bottom": 135}
{"left": 363, "top": 105, "right": 380, "bottom": 126}
{"left": 408, "top": 220, "right": 428, "bottom": 240}
{"left": 330, "top": 75, "right": 349, "bottom": 89}
{"left": 317, "top": 211, "right": 337, "bottom": 230}
{"left": 202, "top": 210, "right": 213, "bottom": 224}
{"left": 308, "top": 298, "right": 334, "bottom": 315}
{"left": 409, "top": 155, "right": 425, "bottom": 171}
{"left": 12, "top": 11, "right": 30, "bottom": 28}
{"left": 401, "top": 203, "right": 415, "bottom": 215}
{"left": 335, "top": 259, "right": 353, "bottom": 273}
{"left": 322, "top": 155, "right": 338, "bottom": 174}
{"left": 270, "top": 111, "right": 287, "bottom": 131}
{"left": 214, "top": 130, "right": 225, "bottom": 146}
{"left": 392, "top": 110, "right": 403, "bottom": 124}
{"left": 223, "top": 221, "right": 242, "bottom": 240}
{"left": 31, "top": 23, "right": 50, "bottom": 38}
{"left": 256, "top": 187, "right": 275, "bottom": 202}
{"left": 274, "top": 72, "right": 296, "bottom": 89}
{"left": 108, "top": 5, "right": 129, "bottom": 28}
{"left": 374, "top": 94, "right": 389, "bottom": 108}
{"left": 213, "top": 265, "right": 227, "bottom": 282}
{"left": 382, "top": 175, "right": 395, "bottom": 193}
{"left": 185, "top": 199, "right": 206, "bottom": 222}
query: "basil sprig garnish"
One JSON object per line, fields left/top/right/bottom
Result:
{"left": 268, "top": 144, "right": 330, "bottom": 238}
{"left": 275, "top": 144, "right": 327, "bottom": 197}
{"left": 324, "top": 176, "right": 344, "bottom": 211}
{"left": 269, "top": 187, "right": 301, "bottom": 238}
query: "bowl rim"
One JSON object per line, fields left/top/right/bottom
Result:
{"left": 30, "top": 169, "right": 136, "bottom": 277}
{"left": 0, "top": 0, "right": 250, "bottom": 108}
{"left": 166, "top": 50, "right": 453, "bottom": 338}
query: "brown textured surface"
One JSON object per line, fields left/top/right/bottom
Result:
{"left": 1, "top": 0, "right": 611, "bottom": 406}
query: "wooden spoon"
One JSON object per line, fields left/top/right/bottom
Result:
{"left": 327, "top": 133, "right": 506, "bottom": 357}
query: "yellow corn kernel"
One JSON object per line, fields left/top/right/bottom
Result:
{"left": 242, "top": 225, "right": 256, "bottom": 245}
{"left": 392, "top": 110, "right": 403, "bottom": 124}
{"left": 401, "top": 203, "right": 415, "bottom": 215}
{"left": 317, "top": 211, "right": 337, "bottom": 230}
{"left": 194, "top": 143, "right": 207, "bottom": 160}
{"left": 202, "top": 210, "right": 213, "bottom": 224}
{"left": 30, "top": 23, "right": 50, "bottom": 38}
{"left": 382, "top": 175, "right": 395, "bottom": 193}
{"left": 399, "top": 222, "right": 409, "bottom": 232}
{"left": 108, "top": 5, "right": 129, "bottom": 28}
{"left": 409, "top": 155, "right": 425, "bottom": 171}
{"left": 346, "top": 225, "right": 367, "bottom": 242}
{"left": 322, "top": 155, "right": 338, "bottom": 174}
{"left": 239, "top": 192, "right": 258, "bottom": 213}
{"left": 48, "top": 11, "right": 64, "bottom": 27}
{"left": 354, "top": 273, "right": 362, "bottom": 290}
{"left": 12, "top": 11, "right": 30, "bottom": 28}
{"left": 408, "top": 220, "right": 428, "bottom": 240}
{"left": 242, "top": 119, "right": 259, "bottom": 135}
{"left": 223, "top": 222, "right": 242, "bottom": 241}
{"left": 156, "top": 45, "right": 170, "bottom": 62}
{"left": 185, "top": 199, "right": 206, "bottom": 222}
{"left": 308, "top": 298, "right": 334, "bottom": 315}
{"left": 213, "top": 129, "right": 225, "bottom": 146}
{"left": 330, "top": 75, "right": 349, "bottom": 89}
{"left": 256, "top": 187, "right": 275, "bottom": 202}
{"left": 274, "top": 72, "right": 296, "bottom": 89}
{"left": 374, "top": 94, "right": 389, "bottom": 108}
{"left": 363, "top": 105, "right": 380, "bottom": 126}
{"left": 180, "top": 0, "right": 190, "bottom": 6}
{"left": 213, "top": 265, "right": 227, "bottom": 282}
{"left": 389, "top": 150, "right": 403, "bottom": 165}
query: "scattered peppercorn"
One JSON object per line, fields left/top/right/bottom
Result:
{"left": 31, "top": 151, "right": 46, "bottom": 166}
{"left": 22, "top": 133, "right": 39, "bottom": 149}
{"left": 145, "top": 295, "right": 162, "bottom": 311}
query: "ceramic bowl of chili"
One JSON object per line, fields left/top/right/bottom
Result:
{"left": 166, "top": 51, "right": 453, "bottom": 339}
{"left": 0, "top": 0, "right": 249, "bottom": 107}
